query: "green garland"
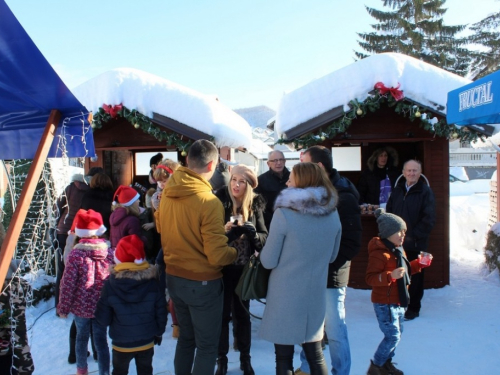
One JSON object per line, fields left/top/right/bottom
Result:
{"left": 92, "top": 105, "right": 195, "bottom": 154}
{"left": 277, "top": 92, "right": 485, "bottom": 149}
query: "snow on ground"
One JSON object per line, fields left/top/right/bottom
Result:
{"left": 26, "top": 179, "right": 500, "bottom": 375}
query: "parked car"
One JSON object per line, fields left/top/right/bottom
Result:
{"left": 450, "top": 174, "right": 467, "bottom": 183}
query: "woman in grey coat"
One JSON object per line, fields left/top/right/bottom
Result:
{"left": 260, "top": 162, "right": 342, "bottom": 375}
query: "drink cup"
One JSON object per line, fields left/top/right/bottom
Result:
{"left": 419, "top": 251, "right": 433, "bottom": 266}
{"left": 230, "top": 214, "right": 243, "bottom": 225}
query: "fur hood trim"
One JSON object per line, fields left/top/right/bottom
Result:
{"left": 367, "top": 146, "right": 399, "bottom": 171}
{"left": 73, "top": 240, "right": 110, "bottom": 252}
{"left": 110, "top": 263, "right": 158, "bottom": 280}
{"left": 274, "top": 187, "right": 337, "bottom": 216}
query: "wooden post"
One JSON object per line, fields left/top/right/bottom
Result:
{"left": 0, "top": 109, "right": 61, "bottom": 288}
{"left": 497, "top": 152, "right": 500, "bottom": 223}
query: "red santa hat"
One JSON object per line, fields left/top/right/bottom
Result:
{"left": 113, "top": 185, "right": 140, "bottom": 207}
{"left": 114, "top": 234, "right": 146, "bottom": 264}
{"left": 73, "top": 209, "right": 107, "bottom": 238}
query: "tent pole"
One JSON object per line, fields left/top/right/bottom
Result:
{"left": 0, "top": 109, "right": 61, "bottom": 288}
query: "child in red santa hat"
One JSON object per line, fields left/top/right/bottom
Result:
{"left": 109, "top": 185, "right": 147, "bottom": 249}
{"left": 57, "top": 209, "right": 114, "bottom": 375}
{"left": 95, "top": 234, "right": 168, "bottom": 375}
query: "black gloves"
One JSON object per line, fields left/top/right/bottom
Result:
{"left": 242, "top": 221, "right": 262, "bottom": 250}
{"left": 154, "top": 335, "right": 162, "bottom": 346}
{"left": 226, "top": 223, "right": 247, "bottom": 243}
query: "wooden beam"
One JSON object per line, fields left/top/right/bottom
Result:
{"left": 0, "top": 109, "right": 61, "bottom": 288}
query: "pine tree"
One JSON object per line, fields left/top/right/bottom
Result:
{"left": 468, "top": 11, "right": 500, "bottom": 80}
{"left": 356, "top": 0, "right": 469, "bottom": 76}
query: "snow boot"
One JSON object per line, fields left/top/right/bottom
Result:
{"left": 215, "top": 356, "right": 228, "bottom": 375}
{"left": 367, "top": 360, "right": 389, "bottom": 375}
{"left": 383, "top": 359, "right": 404, "bottom": 375}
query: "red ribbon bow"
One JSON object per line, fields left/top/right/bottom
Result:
{"left": 102, "top": 103, "right": 123, "bottom": 118}
{"left": 374, "top": 82, "right": 404, "bottom": 101}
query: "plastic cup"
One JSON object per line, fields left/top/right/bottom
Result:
{"left": 419, "top": 251, "right": 433, "bottom": 266}
{"left": 230, "top": 215, "right": 243, "bottom": 224}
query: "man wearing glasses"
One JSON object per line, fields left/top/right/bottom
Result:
{"left": 255, "top": 150, "right": 290, "bottom": 230}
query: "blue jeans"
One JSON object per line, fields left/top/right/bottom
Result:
{"left": 166, "top": 274, "right": 223, "bottom": 375}
{"left": 372, "top": 303, "right": 405, "bottom": 367}
{"left": 74, "top": 316, "right": 110, "bottom": 375}
{"left": 299, "top": 287, "right": 351, "bottom": 375}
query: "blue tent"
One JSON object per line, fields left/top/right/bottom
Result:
{"left": 447, "top": 70, "right": 500, "bottom": 127}
{"left": 0, "top": 0, "right": 95, "bottom": 159}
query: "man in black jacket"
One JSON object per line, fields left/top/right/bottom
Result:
{"left": 254, "top": 150, "right": 290, "bottom": 230}
{"left": 386, "top": 159, "right": 436, "bottom": 321}
{"left": 296, "top": 146, "right": 362, "bottom": 375}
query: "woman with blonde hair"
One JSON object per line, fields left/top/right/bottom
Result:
{"left": 214, "top": 164, "right": 268, "bottom": 375}
{"left": 260, "top": 162, "right": 342, "bottom": 375}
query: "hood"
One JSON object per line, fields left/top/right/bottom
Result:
{"left": 109, "top": 207, "right": 129, "bottom": 226}
{"left": 108, "top": 264, "right": 158, "bottom": 303}
{"left": 274, "top": 186, "right": 338, "bottom": 216}
{"left": 72, "top": 239, "right": 110, "bottom": 260}
{"left": 164, "top": 166, "right": 213, "bottom": 199}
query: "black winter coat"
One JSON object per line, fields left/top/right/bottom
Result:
{"left": 95, "top": 265, "right": 167, "bottom": 349}
{"left": 254, "top": 168, "right": 290, "bottom": 230}
{"left": 386, "top": 178, "right": 436, "bottom": 253}
{"left": 357, "top": 166, "right": 400, "bottom": 205}
{"left": 80, "top": 188, "right": 114, "bottom": 233}
{"left": 327, "top": 170, "right": 362, "bottom": 288}
{"left": 215, "top": 187, "right": 268, "bottom": 252}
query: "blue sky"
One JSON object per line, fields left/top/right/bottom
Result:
{"left": 6, "top": 0, "right": 499, "bottom": 110}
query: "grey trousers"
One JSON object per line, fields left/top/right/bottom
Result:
{"left": 166, "top": 274, "right": 224, "bottom": 375}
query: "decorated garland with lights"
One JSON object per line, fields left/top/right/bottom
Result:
{"left": 92, "top": 104, "right": 196, "bottom": 155}
{"left": 277, "top": 83, "right": 484, "bottom": 150}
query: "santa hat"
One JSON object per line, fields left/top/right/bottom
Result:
{"left": 73, "top": 209, "right": 107, "bottom": 238}
{"left": 113, "top": 185, "right": 140, "bottom": 206}
{"left": 114, "top": 234, "right": 146, "bottom": 264}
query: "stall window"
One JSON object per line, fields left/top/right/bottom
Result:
{"left": 135, "top": 152, "right": 178, "bottom": 175}
{"left": 331, "top": 147, "right": 361, "bottom": 171}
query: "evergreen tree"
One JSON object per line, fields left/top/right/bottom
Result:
{"left": 468, "top": 10, "right": 500, "bottom": 80}
{"left": 356, "top": 0, "right": 469, "bottom": 76}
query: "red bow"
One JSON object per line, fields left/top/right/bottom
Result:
{"left": 102, "top": 103, "right": 123, "bottom": 118}
{"left": 374, "top": 82, "right": 404, "bottom": 101}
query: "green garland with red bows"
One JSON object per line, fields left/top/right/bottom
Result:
{"left": 276, "top": 83, "right": 483, "bottom": 150}
{"left": 92, "top": 104, "right": 196, "bottom": 154}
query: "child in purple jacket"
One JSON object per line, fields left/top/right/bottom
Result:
{"left": 57, "top": 209, "right": 114, "bottom": 375}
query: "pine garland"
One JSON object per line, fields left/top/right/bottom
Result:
{"left": 92, "top": 105, "right": 195, "bottom": 154}
{"left": 276, "top": 91, "right": 484, "bottom": 150}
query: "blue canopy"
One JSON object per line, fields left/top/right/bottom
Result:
{"left": 0, "top": 0, "right": 95, "bottom": 159}
{"left": 447, "top": 70, "right": 500, "bottom": 126}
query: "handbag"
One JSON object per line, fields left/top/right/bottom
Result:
{"left": 235, "top": 254, "right": 270, "bottom": 301}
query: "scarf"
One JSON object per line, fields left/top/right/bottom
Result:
{"left": 382, "top": 239, "right": 411, "bottom": 307}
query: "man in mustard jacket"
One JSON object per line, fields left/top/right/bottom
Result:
{"left": 157, "top": 139, "right": 237, "bottom": 375}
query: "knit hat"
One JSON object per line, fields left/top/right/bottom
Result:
{"left": 114, "top": 234, "right": 146, "bottom": 264}
{"left": 231, "top": 164, "right": 258, "bottom": 189}
{"left": 150, "top": 152, "right": 163, "bottom": 167}
{"left": 374, "top": 208, "right": 406, "bottom": 239}
{"left": 113, "top": 185, "right": 140, "bottom": 206}
{"left": 73, "top": 209, "right": 107, "bottom": 237}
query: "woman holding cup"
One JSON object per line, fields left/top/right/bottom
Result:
{"left": 214, "top": 164, "right": 268, "bottom": 375}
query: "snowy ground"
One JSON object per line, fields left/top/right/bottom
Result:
{"left": 26, "top": 179, "right": 500, "bottom": 375}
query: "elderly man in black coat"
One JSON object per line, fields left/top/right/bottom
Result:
{"left": 386, "top": 159, "right": 436, "bottom": 321}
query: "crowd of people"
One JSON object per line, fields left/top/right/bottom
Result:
{"left": 43, "top": 140, "right": 437, "bottom": 375}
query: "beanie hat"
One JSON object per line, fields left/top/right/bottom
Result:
{"left": 113, "top": 185, "right": 140, "bottom": 206}
{"left": 375, "top": 208, "right": 406, "bottom": 239}
{"left": 73, "top": 209, "right": 107, "bottom": 237}
{"left": 231, "top": 164, "right": 258, "bottom": 189}
{"left": 150, "top": 152, "right": 163, "bottom": 167}
{"left": 114, "top": 234, "right": 146, "bottom": 264}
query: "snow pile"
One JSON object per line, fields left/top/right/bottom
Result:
{"left": 275, "top": 53, "right": 470, "bottom": 137}
{"left": 72, "top": 68, "right": 253, "bottom": 149}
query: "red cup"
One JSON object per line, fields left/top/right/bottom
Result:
{"left": 419, "top": 251, "right": 433, "bottom": 266}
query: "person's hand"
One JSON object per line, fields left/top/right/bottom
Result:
{"left": 224, "top": 221, "right": 235, "bottom": 232}
{"left": 241, "top": 222, "right": 257, "bottom": 239}
{"left": 154, "top": 335, "right": 162, "bottom": 346}
{"left": 391, "top": 267, "right": 405, "bottom": 280}
{"left": 58, "top": 313, "right": 67, "bottom": 319}
{"left": 142, "top": 222, "right": 155, "bottom": 231}
{"left": 226, "top": 225, "right": 246, "bottom": 243}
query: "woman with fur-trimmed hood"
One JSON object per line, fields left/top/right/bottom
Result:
{"left": 357, "top": 146, "right": 400, "bottom": 205}
{"left": 95, "top": 234, "right": 167, "bottom": 375}
{"left": 259, "top": 162, "right": 342, "bottom": 375}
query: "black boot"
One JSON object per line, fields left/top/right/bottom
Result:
{"left": 240, "top": 355, "right": 255, "bottom": 375}
{"left": 68, "top": 338, "right": 76, "bottom": 364}
{"left": 215, "top": 356, "right": 228, "bottom": 375}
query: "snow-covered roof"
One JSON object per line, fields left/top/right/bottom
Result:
{"left": 275, "top": 53, "right": 471, "bottom": 138}
{"left": 72, "top": 68, "right": 253, "bottom": 149}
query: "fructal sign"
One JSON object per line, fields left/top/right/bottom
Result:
{"left": 459, "top": 81, "right": 493, "bottom": 112}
